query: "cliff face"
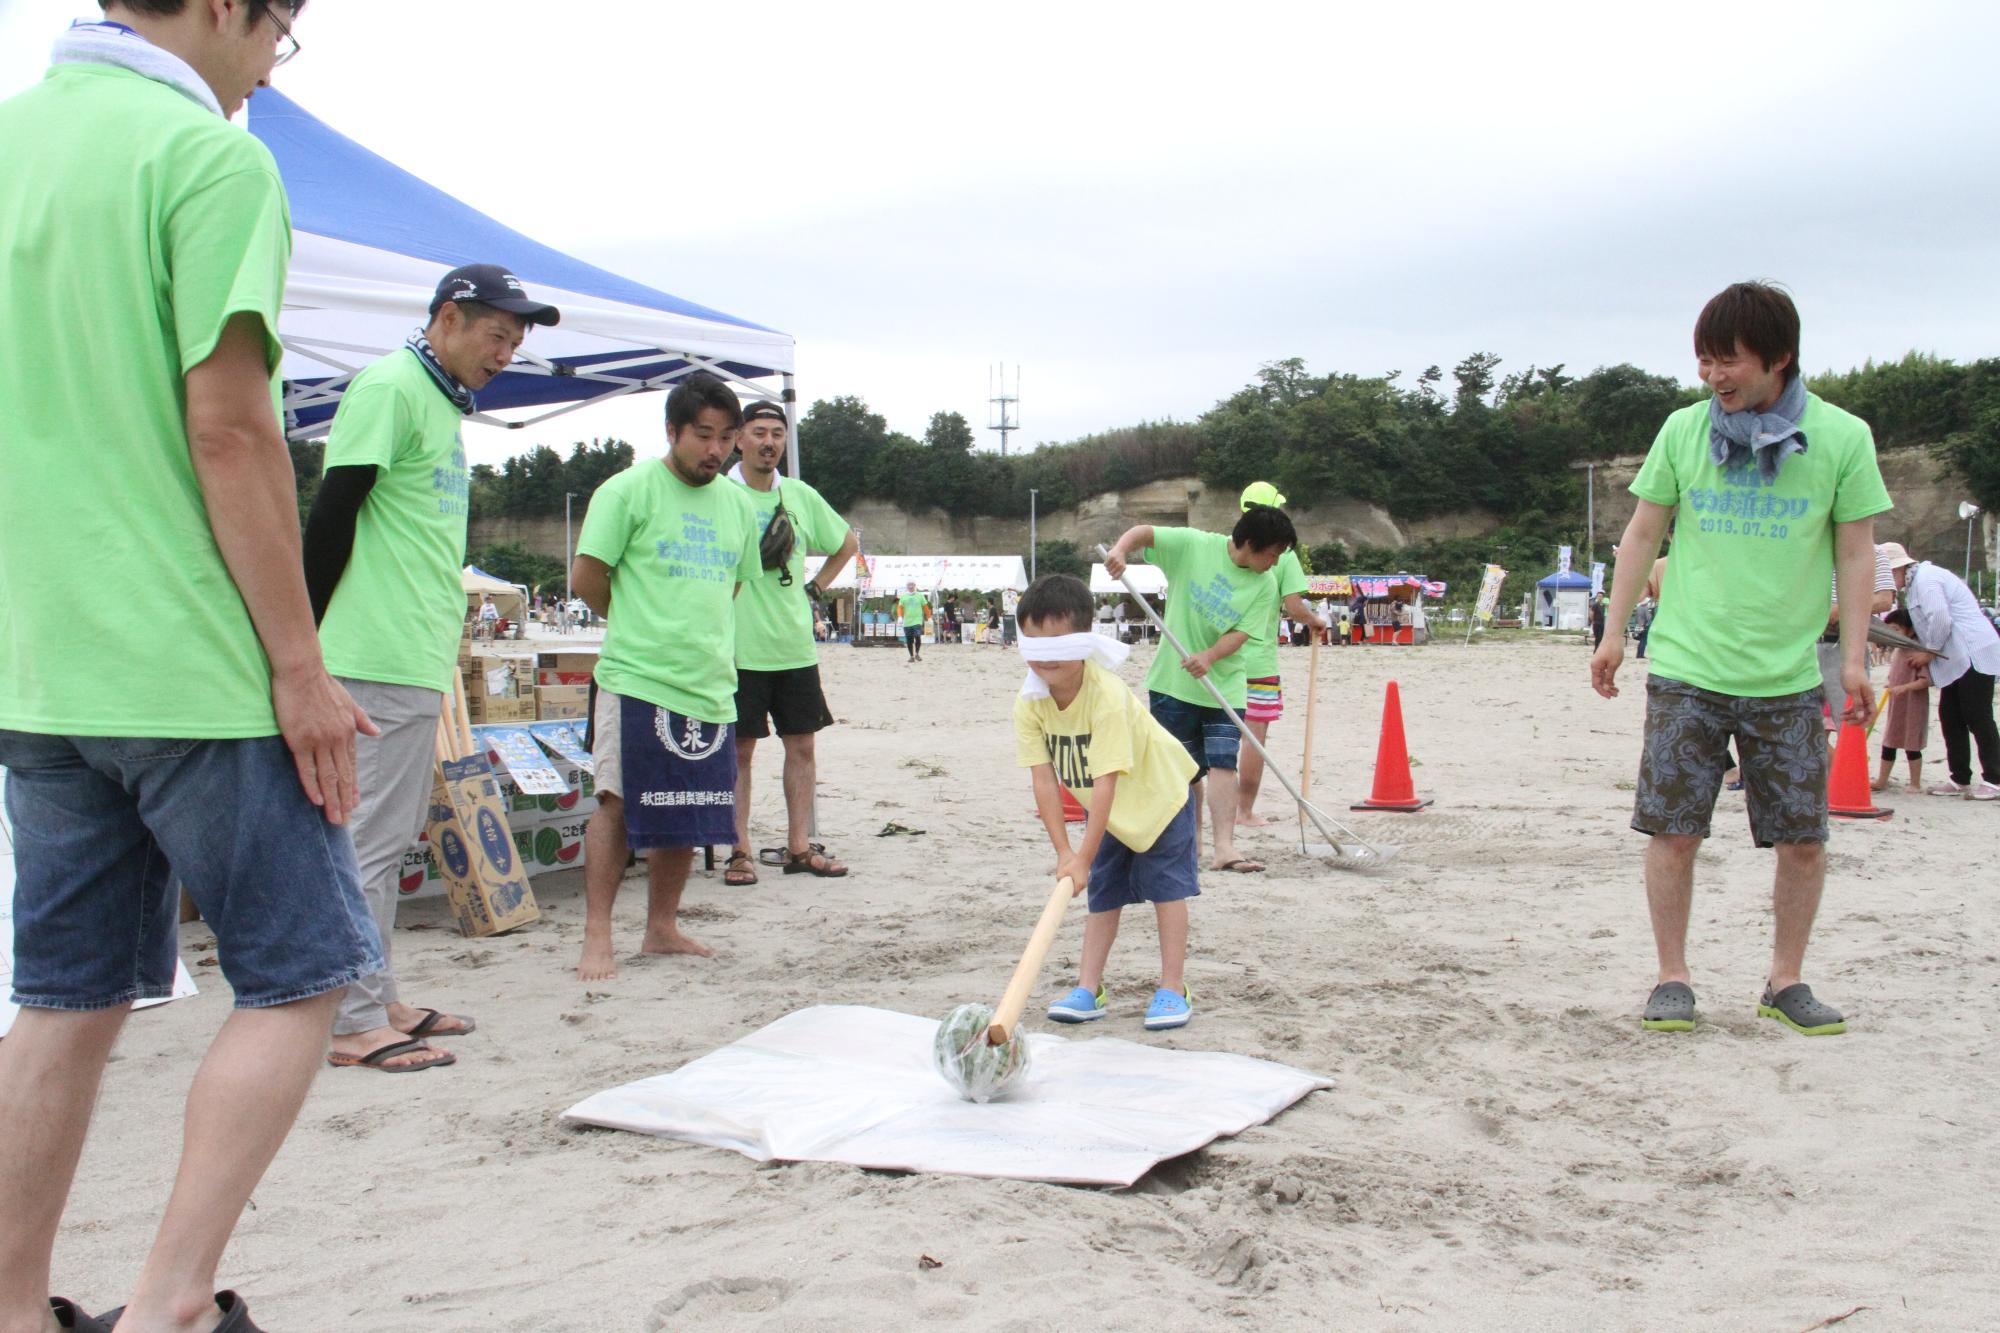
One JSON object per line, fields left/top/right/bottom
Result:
{"left": 472, "top": 445, "right": 1996, "bottom": 579}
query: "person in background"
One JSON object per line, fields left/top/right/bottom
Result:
{"left": 1231, "top": 482, "right": 1326, "bottom": 829}
{"left": 1884, "top": 542, "right": 2000, "bottom": 798}
{"left": 306, "top": 263, "right": 558, "bottom": 1074}
{"left": 1873, "top": 607, "right": 1931, "bottom": 792}
{"left": 0, "top": 5, "right": 386, "bottom": 1330}
{"left": 898, "top": 580, "right": 930, "bottom": 662}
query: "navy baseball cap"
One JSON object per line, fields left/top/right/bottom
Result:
{"left": 429, "top": 263, "right": 560, "bottom": 326}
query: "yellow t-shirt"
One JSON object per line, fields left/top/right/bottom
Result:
{"left": 1013, "top": 662, "right": 1198, "bottom": 853}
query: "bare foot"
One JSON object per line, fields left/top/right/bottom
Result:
{"left": 641, "top": 929, "right": 716, "bottom": 959}
{"left": 1235, "top": 811, "right": 1272, "bottom": 828}
{"left": 1870, "top": 776, "right": 1891, "bottom": 792}
{"left": 577, "top": 939, "right": 618, "bottom": 981}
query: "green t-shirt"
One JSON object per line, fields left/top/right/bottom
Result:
{"left": 0, "top": 65, "right": 290, "bottom": 738}
{"left": 577, "top": 460, "right": 762, "bottom": 723}
{"left": 1630, "top": 394, "right": 1892, "bottom": 697}
{"left": 898, "top": 592, "right": 929, "bottom": 627}
{"left": 1141, "top": 527, "right": 1277, "bottom": 710}
{"left": 1241, "top": 547, "right": 1309, "bottom": 680}
{"left": 733, "top": 475, "right": 850, "bottom": 672}
{"left": 318, "top": 349, "right": 470, "bottom": 692}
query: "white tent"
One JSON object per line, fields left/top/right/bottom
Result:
{"left": 1088, "top": 563, "right": 1168, "bottom": 596}
{"left": 804, "top": 554, "right": 1029, "bottom": 595}
{"left": 246, "top": 92, "right": 798, "bottom": 463}
{"left": 463, "top": 565, "right": 528, "bottom": 624}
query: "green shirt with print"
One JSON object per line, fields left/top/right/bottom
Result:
{"left": 318, "top": 349, "right": 471, "bottom": 692}
{"left": 898, "top": 592, "right": 929, "bottom": 628}
{"left": 733, "top": 476, "right": 850, "bottom": 672}
{"left": 0, "top": 64, "right": 290, "bottom": 738}
{"left": 1241, "top": 547, "right": 1309, "bottom": 680}
{"left": 1631, "top": 394, "right": 1892, "bottom": 698}
{"left": 1141, "top": 527, "right": 1277, "bottom": 710}
{"left": 577, "top": 461, "right": 762, "bottom": 723}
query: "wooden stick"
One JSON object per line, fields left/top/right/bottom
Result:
{"left": 451, "top": 667, "right": 476, "bottom": 754}
{"left": 986, "top": 876, "right": 1075, "bottom": 1046}
{"left": 1299, "top": 633, "right": 1320, "bottom": 849}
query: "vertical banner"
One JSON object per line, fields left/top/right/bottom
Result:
{"left": 1557, "top": 545, "right": 1574, "bottom": 575}
{"left": 1590, "top": 561, "right": 1606, "bottom": 596}
{"left": 1468, "top": 563, "right": 1508, "bottom": 644}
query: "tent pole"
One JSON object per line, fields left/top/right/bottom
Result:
{"left": 783, "top": 374, "right": 800, "bottom": 480}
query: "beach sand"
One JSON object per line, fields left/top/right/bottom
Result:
{"left": 42, "top": 635, "right": 1999, "bottom": 1329}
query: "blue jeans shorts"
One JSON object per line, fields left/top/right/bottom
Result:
{"left": 1148, "top": 690, "right": 1241, "bottom": 778}
{"left": 1086, "top": 790, "right": 1201, "bottom": 914}
{"left": 1, "top": 731, "right": 384, "bottom": 1012}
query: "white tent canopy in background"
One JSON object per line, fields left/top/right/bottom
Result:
{"left": 804, "top": 555, "right": 1030, "bottom": 595}
{"left": 1088, "top": 563, "right": 1168, "bottom": 597}
{"left": 246, "top": 91, "right": 796, "bottom": 452}
{"left": 463, "top": 565, "right": 527, "bottom": 623}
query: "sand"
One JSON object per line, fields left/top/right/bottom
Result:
{"left": 39, "top": 634, "right": 2000, "bottom": 1329}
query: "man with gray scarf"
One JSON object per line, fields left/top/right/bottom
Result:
{"left": 1590, "top": 282, "right": 1891, "bottom": 1040}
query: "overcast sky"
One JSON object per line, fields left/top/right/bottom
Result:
{"left": 5, "top": 1, "right": 1997, "bottom": 469}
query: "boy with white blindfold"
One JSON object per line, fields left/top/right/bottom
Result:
{"left": 1014, "top": 575, "right": 1201, "bottom": 1031}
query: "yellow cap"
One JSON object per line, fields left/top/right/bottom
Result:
{"left": 1240, "top": 480, "right": 1287, "bottom": 510}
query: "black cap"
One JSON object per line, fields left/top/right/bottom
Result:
{"left": 429, "top": 263, "right": 560, "bottom": 326}
{"left": 742, "top": 401, "right": 788, "bottom": 425}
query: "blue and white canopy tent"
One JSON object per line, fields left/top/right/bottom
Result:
{"left": 245, "top": 91, "right": 798, "bottom": 465}
{"left": 1534, "top": 569, "right": 1593, "bottom": 630}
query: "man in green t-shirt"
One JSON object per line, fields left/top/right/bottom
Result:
{"left": 1593, "top": 282, "right": 1892, "bottom": 1040}
{"left": 723, "top": 401, "right": 858, "bottom": 884}
{"left": 0, "top": 6, "right": 388, "bottom": 1330}
{"left": 1231, "top": 482, "right": 1329, "bottom": 829}
{"left": 1103, "top": 507, "right": 1295, "bottom": 875}
{"left": 571, "top": 373, "right": 762, "bottom": 981}
{"left": 898, "top": 581, "right": 931, "bottom": 661}
{"left": 304, "top": 264, "right": 558, "bottom": 1073}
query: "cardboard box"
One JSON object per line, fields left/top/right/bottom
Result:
{"left": 494, "top": 764, "right": 596, "bottom": 818}
{"left": 513, "top": 813, "right": 590, "bottom": 873}
{"left": 536, "top": 651, "right": 599, "bottom": 674}
{"left": 536, "top": 670, "right": 594, "bottom": 686}
{"left": 467, "top": 695, "right": 536, "bottom": 724}
{"left": 425, "top": 763, "right": 539, "bottom": 937}
{"left": 536, "top": 683, "right": 589, "bottom": 720}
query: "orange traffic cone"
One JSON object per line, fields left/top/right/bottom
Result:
{"left": 1352, "top": 680, "right": 1433, "bottom": 812}
{"left": 1059, "top": 786, "right": 1089, "bottom": 823}
{"left": 1827, "top": 721, "right": 1891, "bottom": 820}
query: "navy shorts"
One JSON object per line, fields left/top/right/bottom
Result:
{"left": 0, "top": 730, "right": 383, "bottom": 1012}
{"left": 1148, "top": 690, "right": 1241, "bottom": 778}
{"left": 1086, "top": 790, "right": 1201, "bottom": 913}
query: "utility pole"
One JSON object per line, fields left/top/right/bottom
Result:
{"left": 1029, "top": 488, "right": 1039, "bottom": 581}
{"left": 1585, "top": 463, "right": 1596, "bottom": 569}
{"left": 564, "top": 491, "right": 577, "bottom": 601}
{"left": 988, "top": 363, "right": 1020, "bottom": 456}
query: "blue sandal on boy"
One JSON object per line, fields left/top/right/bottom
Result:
{"left": 1144, "top": 987, "right": 1192, "bottom": 1030}
{"left": 1047, "top": 985, "right": 1108, "bottom": 1022}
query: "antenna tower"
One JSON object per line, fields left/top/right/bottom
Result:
{"left": 987, "top": 363, "right": 1021, "bottom": 456}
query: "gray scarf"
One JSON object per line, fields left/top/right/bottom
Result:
{"left": 51, "top": 20, "right": 223, "bottom": 117}
{"left": 406, "top": 329, "right": 475, "bottom": 415}
{"left": 1709, "top": 374, "right": 1808, "bottom": 482}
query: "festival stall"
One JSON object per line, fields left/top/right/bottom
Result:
{"left": 244, "top": 92, "right": 799, "bottom": 464}
{"left": 463, "top": 565, "right": 529, "bottom": 636}
{"left": 1535, "top": 570, "right": 1593, "bottom": 630}
{"left": 1088, "top": 563, "right": 1167, "bottom": 641}
{"left": 1345, "top": 574, "right": 1447, "bottom": 644}
{"left": 804, "top": 554, "right": 1030, "bottom": 645}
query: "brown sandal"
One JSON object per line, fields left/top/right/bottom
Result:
{"left": 327, "top": 1038, "right": 455, "bottom": 1073}
{"left": 723, "top": 851, "right": 759, "bottom": 886}
{"left": 782, "top": 848, "right": 848, "bottom": 878}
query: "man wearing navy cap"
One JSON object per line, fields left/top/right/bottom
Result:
{"left": 304, "top": 263, "right": 558, "bottom": 1073}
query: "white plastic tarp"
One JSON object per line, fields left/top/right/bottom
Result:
{"left": 1089, "top": 563, "right": 1168, "bottom": 597}
{"left": 561, "top": 1005, "right": 1332, "bottom": 1187}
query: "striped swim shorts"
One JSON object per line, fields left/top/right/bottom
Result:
{"left": 1245, "top": 676, "right": 1283, "bottom": 723}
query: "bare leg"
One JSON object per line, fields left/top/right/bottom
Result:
{"left": 1872, "top": 753, "right": 1893, "bottom": 791}
{"left": 779, "top": 732, "right": 821, "bottom": 859}
{"left": 640, "top": 847, "right": 713, "bottom": 958}
{"left": 1236, "top": 719, "right": 1273, "bottom": 826}
{"left": 1191, "top": 778, "right": 1204, "bottom": 865}
{"left": 1154, "top": 900, "right": 1188, "bottom": 994}
{"left": 730, "top": 735, "right": 757, "bottom": 860}
{"left": 114, "top": 992, "right": 340, "bottom": 1333}
{"left": 578, "top": 794, "right": 628, "bottom": 980}
{"left": 0, "top": 1006, "right": 127, "bottom": 1333}
{"left": 1207, "top": 767, "right": 1250, "bottom": 869}
{"left": 1644, "top": 833, "right": 1701, "bottom": 985}
{"left": 1768, "top": 841, "right": 1826, "bottom": 993}
{"left": 1077, "top": 909, "right": 1121, "bottom": 992}
{"left": 1908, "top": 755, "right": 1923, "bottom": 790}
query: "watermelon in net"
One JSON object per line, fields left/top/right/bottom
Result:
{"left": 931, "top": 1002, "right": 1030, "bottom": 1102}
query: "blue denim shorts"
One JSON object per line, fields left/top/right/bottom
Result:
{"left": 1, "top": 731, "right": 384, "bottom": 1012}
{"left": 1086, "top": 790, "right": 1201, "bottom": 913}
{"left": 1148, "top": 690, "right": 1241, "bottom": 778}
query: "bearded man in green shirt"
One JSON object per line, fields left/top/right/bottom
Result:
{"left": 304, "top": 264, "right": 559, "bottom": 1074}
{"left": 721, "top": 402, "right": 858, "bottom": 884}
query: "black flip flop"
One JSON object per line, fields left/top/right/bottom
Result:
{"left": 1213, "top": 858, "right": 1266, "bottom": 874}
{"left": 102, "top": 1291, "right": 264, "bottom": 1332}
{"left": 326, "top": 1038, "right": 455, "bottom": 1073}
{"left": 405, "top": 1008, "right": 476, "bottom": 1040}
{"left": 49, "top": 1297, "right": 113, "bottom": 1332}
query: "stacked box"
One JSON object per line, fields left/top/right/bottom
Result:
{"left": 466, "top": 654, "right": 536, "bottom": 723}
{"left": 536, "top": 684, "right": 589, "bottom": 719}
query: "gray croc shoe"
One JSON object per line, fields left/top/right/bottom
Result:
{"left": 1642, "top": 981, "right": 1696, "bottom": 1032}
{"left": 1758, "top": 983, "right": 1847, "bottom": 1036}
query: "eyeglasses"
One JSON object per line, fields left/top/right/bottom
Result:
{"left": 264, "top": 3, "right": 300, "bottom": 67}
